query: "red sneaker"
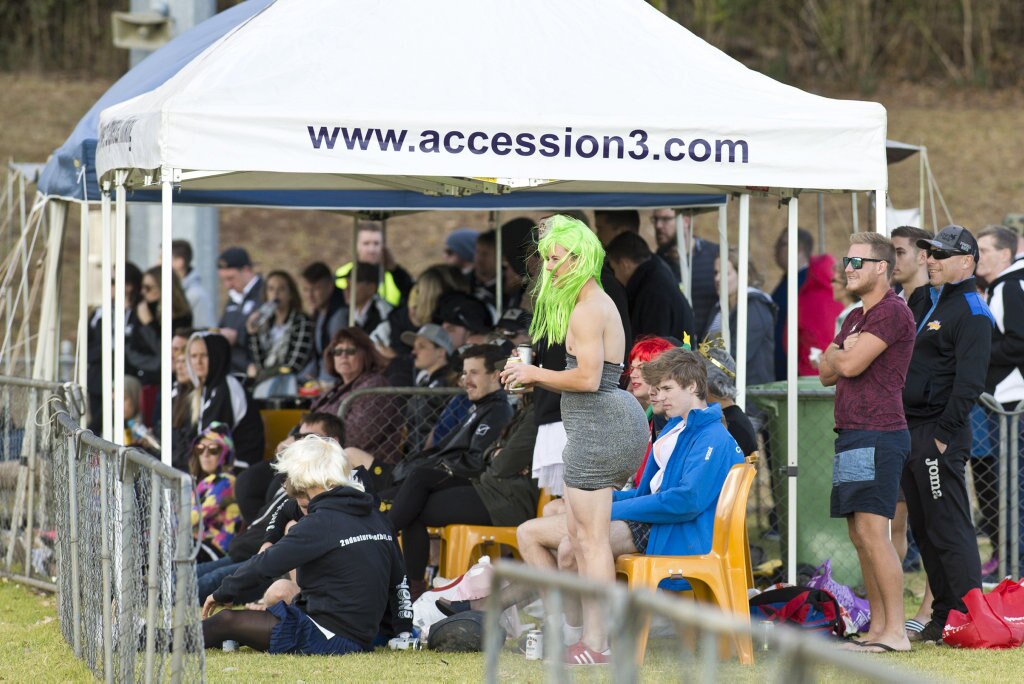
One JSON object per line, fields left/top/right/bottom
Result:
{"left": 563, "top": 641, "right": 611, "bottom": 665}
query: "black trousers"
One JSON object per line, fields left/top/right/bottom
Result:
{"left": 387, "top": 467, "right": 491, "bottom": 582}
{"left": 901, "top": 421, "right": 982, "bottom": 626}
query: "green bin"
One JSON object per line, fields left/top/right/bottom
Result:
{"left": 750, "top": 378, "right": 863, "bottom": 587}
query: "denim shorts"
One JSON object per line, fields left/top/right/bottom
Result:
{"left": 830, "top": 429, "right": 910, "bottom": 519}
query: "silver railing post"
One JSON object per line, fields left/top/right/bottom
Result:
{"left": 170, "top": 471, "right": 193, "bottom": 684}
{"left": 99, "top": 447, "right": 114, "bottom": 683}
{"left": 998, "top": 410, "right": 1008, "bottom": 579}
{"left": 1011, "top": 411, "right": 1021, "bottom": 580}
{"left": 67, "top": 428, "right": 82, "bottom": 657}
{"left": 145, "top": 470, "right": 162, "bottom": 682}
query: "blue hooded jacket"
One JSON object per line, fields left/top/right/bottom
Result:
{"left": 611, "top": 402, "right": 743, "bottom": 559}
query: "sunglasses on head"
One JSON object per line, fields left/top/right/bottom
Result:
{"left": 332, "top": 346, "right": 359, "bottom": 357}
{"left": 927, "top": 248, "right": 964, "bottom": 260}
{"left": 842, "top": 256, "right": 887, "bottom": 270}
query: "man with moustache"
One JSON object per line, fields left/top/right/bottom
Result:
{"left": 900, "top": 225, "right": 994, "bottom": 644}
{"left": 819, "top": 232, "right": 916, "bottom": 653}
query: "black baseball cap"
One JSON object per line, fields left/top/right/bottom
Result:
{"left": 496, "top": 307, "right": 531, "bottom": 334}
{"left": 917, "top": 225, "right": 979, "bottom": 260}
{"left": 438, "top": 293, "right": 492, "bottom": 333}
{"left": 217, "top": 247, "right": 252, "bottom": 269}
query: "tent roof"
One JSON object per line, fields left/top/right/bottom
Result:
{"left": 96, "top": 0, "right": 888, "bottom": 198}
{"left": 886, "top": 139, "right": 923, "bottom": 165}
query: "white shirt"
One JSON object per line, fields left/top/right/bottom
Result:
{"left": 649, "top": 419, "right": 685, "bottom": 493}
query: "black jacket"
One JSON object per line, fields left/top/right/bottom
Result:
{"left": 393, "top": 389, "right": 513, "bottom": 481}
{"left": 984, "top": 261, "right": 1024, "bottom": 402}
{"left": 904, "top": 277, "right": 994, "bottom": 444}
{"left": 625, "top": 257, "right": 696, "bottom": 342}
{"left": 657, "top": 238, "right": 719, "bottom": 335}
{"left": 213, "top": 485, "right": 413, "bottom": 647}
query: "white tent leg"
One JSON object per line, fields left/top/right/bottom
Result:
{"left": 851, "top": 192, "right": 859, "bottom": 234}
{"left": 736, "top": 194, "right": 750, "bottom": 411}
{"left": 716, "top": 203, "right": 730, "bottom": 350}
{"left": 349, "top": 216, "right": 357, "bottom": 328}
{"left": 33, "top": 200, "right": 67, "bottom": 381}
{"left": 876, "top": 188, "right": 889, "bottom": 236}
{"left": 786, "top": 195, "right": 799, "bottom": 586}
{"left": 495, "top": 211, "right": 503, "bottom": 318}
{"left": 161, "top": 169, "right": 174, "bottom": 464}
{"left": 77, "top": 201, "right": 90, "bottom": 390}
{"left": 114, "top": 173, "right": 127, "bottom": 445}
{"left": 675, "top": 212, "right": 690, "bottom": 302}
{"left": 101, "top": 183, "right": 113, "bottom": 441}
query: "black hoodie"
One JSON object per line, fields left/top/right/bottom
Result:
{"left": 213, "top": 485, "right": 413, "bottom": 647}
{"left": 984, "top": 260, "right": 1024, "bottom": 402}
{"left": 186, "top": 332, "right": 265, "bottom": 465}
{"left": 903, "top": 277, "right": 994, "bottom": 444}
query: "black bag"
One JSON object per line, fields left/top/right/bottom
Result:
{"left": 749, "top": 586, "right": 844, "bottom": 637}
{"left": 428, "top": 610, "right": 486, "bottom": 652}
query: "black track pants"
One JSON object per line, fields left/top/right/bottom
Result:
{"left": 901, "top": 421, "right": 982, "bottom": 626}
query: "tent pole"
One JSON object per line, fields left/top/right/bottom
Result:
{"left": 114, "top": 172, "right": 127, "bottom": 446}
{"left": 850, "top": 192, "right": 859, "bottom": 233}
{"left": 786, "top": 195, "right": 799, "bottom": 586}
{"left": 349, "top": 216, "right": 357, "bottom": 328}
{"left": 379, "top": 218, "right": 387, "bottom": 290}
{"left": 101, "top": 182, "right": 113, "bottom": 441}
{"left": 675, "top": 211, "right": 689, "bottom": 303}
{"left": 919, "top": 146, "right": 926, "bottom": 229}
{"left": 161, "top": 169, "right": 174, "bottom": 464}
{"left": 817, "top": 193, "right": 825, "bottom": 254}
{"left": 78, "top": 201, "right": 90, "bottom": 390}
{"left": 736, "top": 194, "right": 750, "bottom": 411}
{"left": 716, "top": 203, "right": 729, "bottom": 350}
{"left": 495, "top": 211, "right": 503, "bottom": 318}
{"left": 876, "top": 188, "right": 888, "bottom": 237}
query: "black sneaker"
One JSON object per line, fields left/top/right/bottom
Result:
{"left": 908, "top": 620, "right": 943, "bottom": 644}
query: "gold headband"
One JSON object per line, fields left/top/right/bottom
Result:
{"left": 697, "top": 337, "right": 736, "bottom": 379}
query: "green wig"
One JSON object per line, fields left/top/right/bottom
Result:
{"left": 529, "top": 215, "right": 605, "bottom": 344}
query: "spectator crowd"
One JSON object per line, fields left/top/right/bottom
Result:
{"left": 82, "top": 209, "right": 1024, "bottom": 660}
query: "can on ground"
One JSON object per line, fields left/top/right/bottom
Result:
{"left": 524, "top": 629, "right": 543, "bottom": 660}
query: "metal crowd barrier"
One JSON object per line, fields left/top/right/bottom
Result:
{"left": 0, "top": 375, "right": 205, "bottom": 683}
{"left": 975, "top": 393, "right": 1024, "bottom": 580}
{"left": 483, "top": 561, "right": 932, "bottom": 684}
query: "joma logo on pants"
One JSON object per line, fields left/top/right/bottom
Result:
{"left": 925, "top": 458, "right": 943, "bottom": 499}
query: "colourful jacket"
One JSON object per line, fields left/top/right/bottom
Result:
{"left": 192, "top": 472, "right": 242, "bottom": 555}
{"left": 612, "top": 402, "right": 743, "bottom": 559}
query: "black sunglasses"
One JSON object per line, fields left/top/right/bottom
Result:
{"left": 331, "top": 346, "right": 359, "bottom": 357}
{"left": 927, "top": 248, "right": 965, "bottom": 260}
{"left": 842, "top": 256, "right": 887, "bottom": 270}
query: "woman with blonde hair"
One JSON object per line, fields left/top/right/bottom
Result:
{"left": 408, "top": 264, "right": 469, "bottom": 327}
{"left": 201, "top": 435, "right": 412, "bottom": 655}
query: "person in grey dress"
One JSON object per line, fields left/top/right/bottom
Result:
{"left": 500, "top": 215, "right": 648, "bottom": 665}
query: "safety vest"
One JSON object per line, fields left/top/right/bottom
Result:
{"left": 334, "top": 262, "right": 402, "bottom": 307}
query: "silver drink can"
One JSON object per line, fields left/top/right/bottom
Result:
{"left": 516, "top": 344, "right": 533, "bottom": 367}
{"left": 524, "top": 628, "right": 543, "bottom": 660}
{"left": 222, "top": 639, "right": 238, "bottom": 652}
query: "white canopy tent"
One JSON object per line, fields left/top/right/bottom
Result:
{"left": 95, "top": 0, "right": 888, "bottom": 583}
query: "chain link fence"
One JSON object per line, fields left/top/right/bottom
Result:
{"left": 337, "top": 384, "right": 465, "bottom": 466}
{"left": 747, "top": 382, "right": 1024, "bottom": 593}
{"left": 0, "top": 375, "right": 205, "bottom": 683}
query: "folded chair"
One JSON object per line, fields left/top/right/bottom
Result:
{"left": 615, "top": 463, "right": 757, "bottom": 665}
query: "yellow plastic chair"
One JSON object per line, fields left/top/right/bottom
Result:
{"left": 438, "top": 489, "right": 553, "bottom": 578}
{"left": 615, "top": 463, "right": 757, "bottom": 665}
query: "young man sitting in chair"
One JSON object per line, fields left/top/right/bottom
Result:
{"left": 554, "top": 347, "right": 744, "bottom": 664}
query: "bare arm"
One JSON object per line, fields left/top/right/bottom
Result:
{"left": 823, "top": 331, "right": 888, "bottom": 379}
{"left": 501, "top": 299, "right": 604, "bottom": 393}
{"left": 818, "top": 343, "right": 840, "bottom": 387}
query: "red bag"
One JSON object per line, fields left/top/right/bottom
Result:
{"left": 943, "top": 580, "right": 1024, "bottom": 649}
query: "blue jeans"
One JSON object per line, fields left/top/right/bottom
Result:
{"left": 197, "top": 556, "right": 242, "bottom": 603}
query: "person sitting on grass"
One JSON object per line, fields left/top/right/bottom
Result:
{"left": 201, "top": 435, "right": 413, "bottom": 655}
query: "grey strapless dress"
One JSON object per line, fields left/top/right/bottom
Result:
{"left": 560, "top": 354, "right": 650, "bottom": 490}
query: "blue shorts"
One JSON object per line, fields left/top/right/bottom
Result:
{"left": 267, "top": 602, "right": 368, "bottom": 656}
{"left": 830, "top": 429, "right": 910, "bottom": 519}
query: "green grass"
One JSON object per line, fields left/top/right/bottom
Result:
{"left": 4, "top": 579, "right": 1024, "bottom": 683}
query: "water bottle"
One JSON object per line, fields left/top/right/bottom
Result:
{"left": 255, "top": 300, "right": 278, "bottom": 326}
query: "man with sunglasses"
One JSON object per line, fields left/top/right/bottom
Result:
{"left": 900, "top": 225, "right": 994, "bottom": 644}
{"left": 819, "top": 232, "right": 916, "bottom": 653}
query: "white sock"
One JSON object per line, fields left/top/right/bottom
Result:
{"left": 562, "top": 620, "right": 584, "bottom": 645}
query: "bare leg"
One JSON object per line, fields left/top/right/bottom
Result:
{"left": 517, "top": 513, "right": 568, "bottom": 571}
{"left": 891, "top": 502, "right": 908, "bottom": 562}
{"left": 912, "top": 583, "right": 934, "bottom": 625}
{"left": 848, "top": 513, "right": 910, "bottom": 652}
{"left": 564, "top": 486, "right": 615, "bottom": 652}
